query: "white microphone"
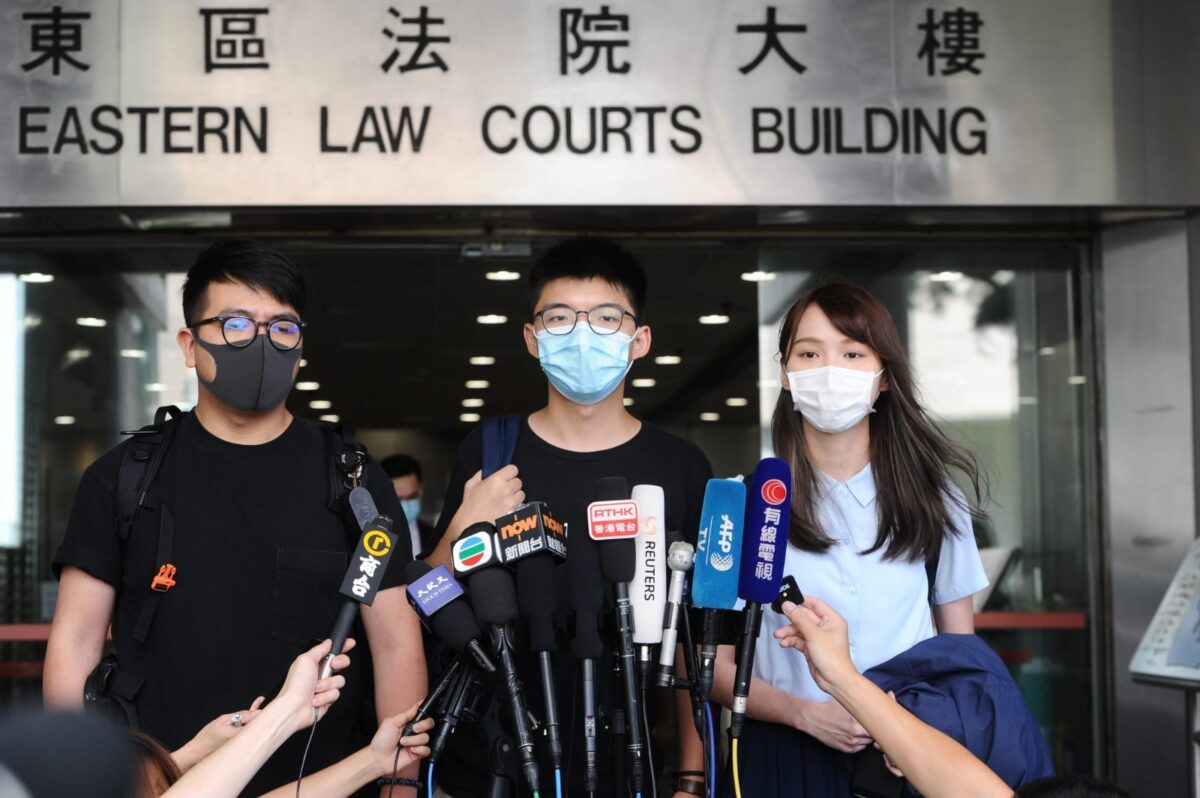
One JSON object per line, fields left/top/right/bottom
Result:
{"left": 656, "top": 540, "right": 695, "bottom": 686}
{"left": 630, "top": 484, "right": 667, "bottom": 645}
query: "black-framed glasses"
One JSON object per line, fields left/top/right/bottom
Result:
{"left": 535, "top": 304, "right": 638, "bottom": 336}
{"left": 192, "top": 315, "right": 306, "bottom": 350}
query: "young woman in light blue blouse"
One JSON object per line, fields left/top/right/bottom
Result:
{"left": 712, "top": 281, "right": 989, "bottom": 798}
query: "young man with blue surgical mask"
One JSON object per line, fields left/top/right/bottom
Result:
{"left": 424, "top": 236, "right": 713, "bottom": 798}
{"left": 382, "top": 454, "right": 435, "bottom": 559}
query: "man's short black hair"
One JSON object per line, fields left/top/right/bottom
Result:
{"left": 528, "top": 236, "right": 647, "bottom": 320}
{"left": 1017, "top": 776, "right": 1130, "bottom": 798}
{"left": 381, "top": 454, "right": 423, "bottom": 483}
{"left": 182, "top": 240, "right": 306, "bottom": 327}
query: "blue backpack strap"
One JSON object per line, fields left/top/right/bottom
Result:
{"left": 481, "top": 415, "right": 522, "bottom": 477}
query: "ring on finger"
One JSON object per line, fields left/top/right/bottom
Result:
{"left": 229, "top": 712, "right": 243, "bottom": 727}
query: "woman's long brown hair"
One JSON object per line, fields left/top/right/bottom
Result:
{"left": 771, "top": 281, "right": 986, "bottom": 562}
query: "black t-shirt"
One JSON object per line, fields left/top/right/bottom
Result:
{"left": 431, "top": 417, "right": 712, "bottom": 798}
{"left": 52, "top": 413, "right": 412, "bottom": 798}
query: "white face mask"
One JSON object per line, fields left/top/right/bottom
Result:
{"left": 786, "top": 366, "right": 884, "bottom": 434}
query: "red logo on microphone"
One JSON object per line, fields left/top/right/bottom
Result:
{"left": 762, "top": 479, "right": 787, "bottom": 506}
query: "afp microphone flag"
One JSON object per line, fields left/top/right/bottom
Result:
{"left": 738, "top": 458, "right": 791, "bottom": 604}
{"left": 692, "top": 478, "right": 747, "bottom": 610}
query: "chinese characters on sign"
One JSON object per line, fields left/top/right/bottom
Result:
{"left": 381, "top": 6, "right": 451, "bottom": 73}
{"left": 918, "top": 8, "right": 985, "bottom": 76}
{"left": 21, "top": 6, "right": 91, "bottom": 76}
{"left": 560, "top": 6, "right": 630, "bottom": 75}
{"left": 200, "top": 8, "right": 269, "bottom": 72}
{"left": 737, "top": 6, "right": 807, "bottom": 75}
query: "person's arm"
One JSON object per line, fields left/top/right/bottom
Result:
{"left": 709, "top": 642, "right": 871, "bottom": 753}
{"left": 933, "top": 595, "right": 975, "bottom": 634}
{"left": 43, "top": 567, "right": 115, "bottom": 708}
{"left": 361, "top": 589, "right": 426, "bottom": 798}
{"left": 161, "top": 639, "right": 352, "bottom": 798}
{"left": 776, "top": 598, "right": 1012, "bottom": 798}
{"left": 257, "top": 706, "right": 434, "bottom": 798}
{"left": 424, "top": 465, "right": 524, "bottom": 570}
{"left": 171, "top": 697, "right": 265, "bottom": 773}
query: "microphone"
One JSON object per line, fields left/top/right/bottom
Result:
{"left": 567, "top": 495, "right": 604, "bottom": 795}
{"left": 455, "top": 523, "right": 541, "bottom": 796}
{"left": 589, "top": 476, "right": 646, "bottom": 798}
{"left": 631, "top": 485, "right": 667, "bottom": 689}
{"left": 730, "top": 458, "right": 791, "bottom": 739}
{"left": 501, "top": 502, "right": 568, "bottom": 775}
{"left": 320, "top": 512, "right": 399, "bottom": 679}
{"left": 656, "top": 539, "right": 695, "bottom": 687}
{"left": 690, "top": 478, "right": 747, "bottom": 700}
{"left": 403, "top": 559, "right": 497, "bottom": 673}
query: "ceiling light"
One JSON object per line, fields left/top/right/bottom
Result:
{"left": 700, "top": 412, "right": 721, "bottom": 422}
{"left": 299, "top": 358, "right": 308, "bottom": 368}
{"left": 485, "top": 271, "right": 521, "bottom": 281}
{"left": 699, "top": 314, "right": 730, "bottom": 325}
{"left": 145, "top": 383, "right": 166, "bottom": 392}
{"left": 1068, "top": 375, "right": 1087, "bottom": 385}
{"left": 654, "top": 355, "right": 682, "bottom": 365}
{"left": 476, "top": 314, "right": 508, "bottom": 325}
{"left": 466, "top": 380, "right": 490, "bottom": 389}
{"left": 76, "top": 317, "right": 107, "bottom": 328}
{"left": 1038, "top": 347, "right": 1056, "bottom": 356}
{"left": 309, "top": 399, "right": 333, "bottom": 410}
{"left": 725, "top": 397, "right": 749, "bottom": 407}
{"left": 295, "top": 381, "right": 320, "bottom": 391}
{"left": 18, "top": 273, "right": 54, "bottom": 284}
{"left": 318, "top": 414, "right": 340, "bottom": 423}
{"left": 741, "top": 271, "right": 776, "bottom": 282}
{"left": 119, "top": 349, "right": 147, "bottom": 359}
{"left": 623, "top": 397, "right": 634, "bottom": 407}
{"left": 24, "top": 315, "right": 42, "bottom": 329}
{"left": 930, "top": 271, "right": 963, "bottom": 282}
{"left": 462, "top": 398, "right": 485, "bottom": 408}
{"left": 54, "top": 415, "right": 76, "bottom": 425}
{"left": 469, "top": 356, "right": 496, "bottom": 366}
{"left": 631, "top": 378, "right": 656, "bottom": 388}
{"left": 460, "top": 412, "right": 481, "bottom": 423}
{"left": 65, "top": 347, "right": 91, "bottom": 361}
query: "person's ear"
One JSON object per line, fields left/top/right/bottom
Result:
{"left": 879, "top": 370, "right": 890, "bottom": 393}
{"left": 629, "top": 325, "right": 652, "bottom": 362}
{"left": 523, "top": 322, "right": 539, "bottom": 359}
{"left": 177, "top": 327, "right": 197, "bottom": 368}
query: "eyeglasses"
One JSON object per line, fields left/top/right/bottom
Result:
{"left": 192, "top": 315, "right": 306, "bottom": 350}
{"left": 535, "top": 304, "right": 637, "bottom": 336}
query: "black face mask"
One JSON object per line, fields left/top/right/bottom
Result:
{"left": 195, "top": 333, "right": 301, "bottom": 412}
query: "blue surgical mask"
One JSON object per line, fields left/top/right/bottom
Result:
{"left": 536, "top": 326, "right": 634, "bottom": 406}
{"left": 400, "top": 498, "right": 422, "bottom": 528}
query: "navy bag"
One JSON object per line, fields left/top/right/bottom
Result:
{"left": 864, "top": 633, "right": 1055, "bottom": 795}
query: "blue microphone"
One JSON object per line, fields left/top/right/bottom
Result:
{"left": 690, "top": 478, "right": 747, "bottom": 700}
{"left": 730, "top": 458, "right": 791, "bottom": 738}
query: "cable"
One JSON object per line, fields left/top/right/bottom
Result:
{"left": 386, "top": 743, "right": 403, "bottom": 798}
{"left": 640, "top": 697, "right": 658, "bottom": 798}
{"left": 554, "top": 767, "right": 564, "bottom": 798}
{"left": 427, "top": 763, "right": 435, "bottom": 798}
{"left": 294, "top": 715, "right": 321, "bottom": 798}
{"left": 700, "top": 705, "right": 710, "bottom": 796}
{"left": 731, "top": 738, "right": 742, "bottom": 798}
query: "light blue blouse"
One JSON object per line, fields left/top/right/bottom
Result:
{"left": 752, "top": 464, "right": 989, "bottom": 703}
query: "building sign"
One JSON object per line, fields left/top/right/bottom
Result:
{"left": 0, "top": 0, "right": 1145, "bottom": 205}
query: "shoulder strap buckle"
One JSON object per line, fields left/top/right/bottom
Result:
{"left": 150, "top": 563, "right": 177, "bottom": 593}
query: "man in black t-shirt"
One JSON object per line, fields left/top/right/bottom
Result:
{"left": 424, "top": 237, "right": 713, "bottom": 798}
{"left": 45, "top": 242, "right": 427, "bottom": 798}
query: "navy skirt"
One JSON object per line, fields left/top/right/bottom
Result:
{"left": 718, "top": 718, "right": 853, "bottom": 798}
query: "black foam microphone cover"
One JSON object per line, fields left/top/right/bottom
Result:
{"left": 404, "top": 559, "right": 486, "bottom": 652}
{"left": 568, "top": 498, "right": 605, "bottom": 659}
{"left": 599, "top": 538, "right": 637, "bottom": 583}
{"left": 516, "top": 555, "right": 559, "bottom": 652}
{"left": 468, "top": 567, "right": 520, "bottom": 627}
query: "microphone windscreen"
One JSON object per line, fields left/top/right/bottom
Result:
{"left": 631, "top": 484, "right": 667, "bottom": 644}
{"left": 339, "top": 514, "right": 397, "bottom": 606}
{"left": 515, "top": 555, "right": 559, "bottom": 652}
{"left": 599, "top": 538, "right": 637, "bottom": 583}
{"left": 404, "top": 558, "right": 432, "bottom": 585}
{"left": 403, "top": 559, "right": 486, "bottom": 652}
{"left": 738, "top": 457, "right": 792, "bottom": 604}
{"left": 468, "top": 567, "right": 520, "bottom": 626}
{"left": 692, "top": 478, "right": 747, "bottom": 610}
{"left": 595, "top": 476, "right": 630, "bottom": 502}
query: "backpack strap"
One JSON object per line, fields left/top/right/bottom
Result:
{"left": 115, "top": 406, "right": 183, "bottom": 542}
{"left": 481, "top": 415, "right": 522, "bottom": 477}
{"left": 322, "top": 421, "right": 369, "bottom": 514}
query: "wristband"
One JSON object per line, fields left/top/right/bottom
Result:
{"left": 376, "top": 776, "right": 419, "bottom": 788}
{"left": 672, "top": 770, "right": 706, "bottom": 796}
